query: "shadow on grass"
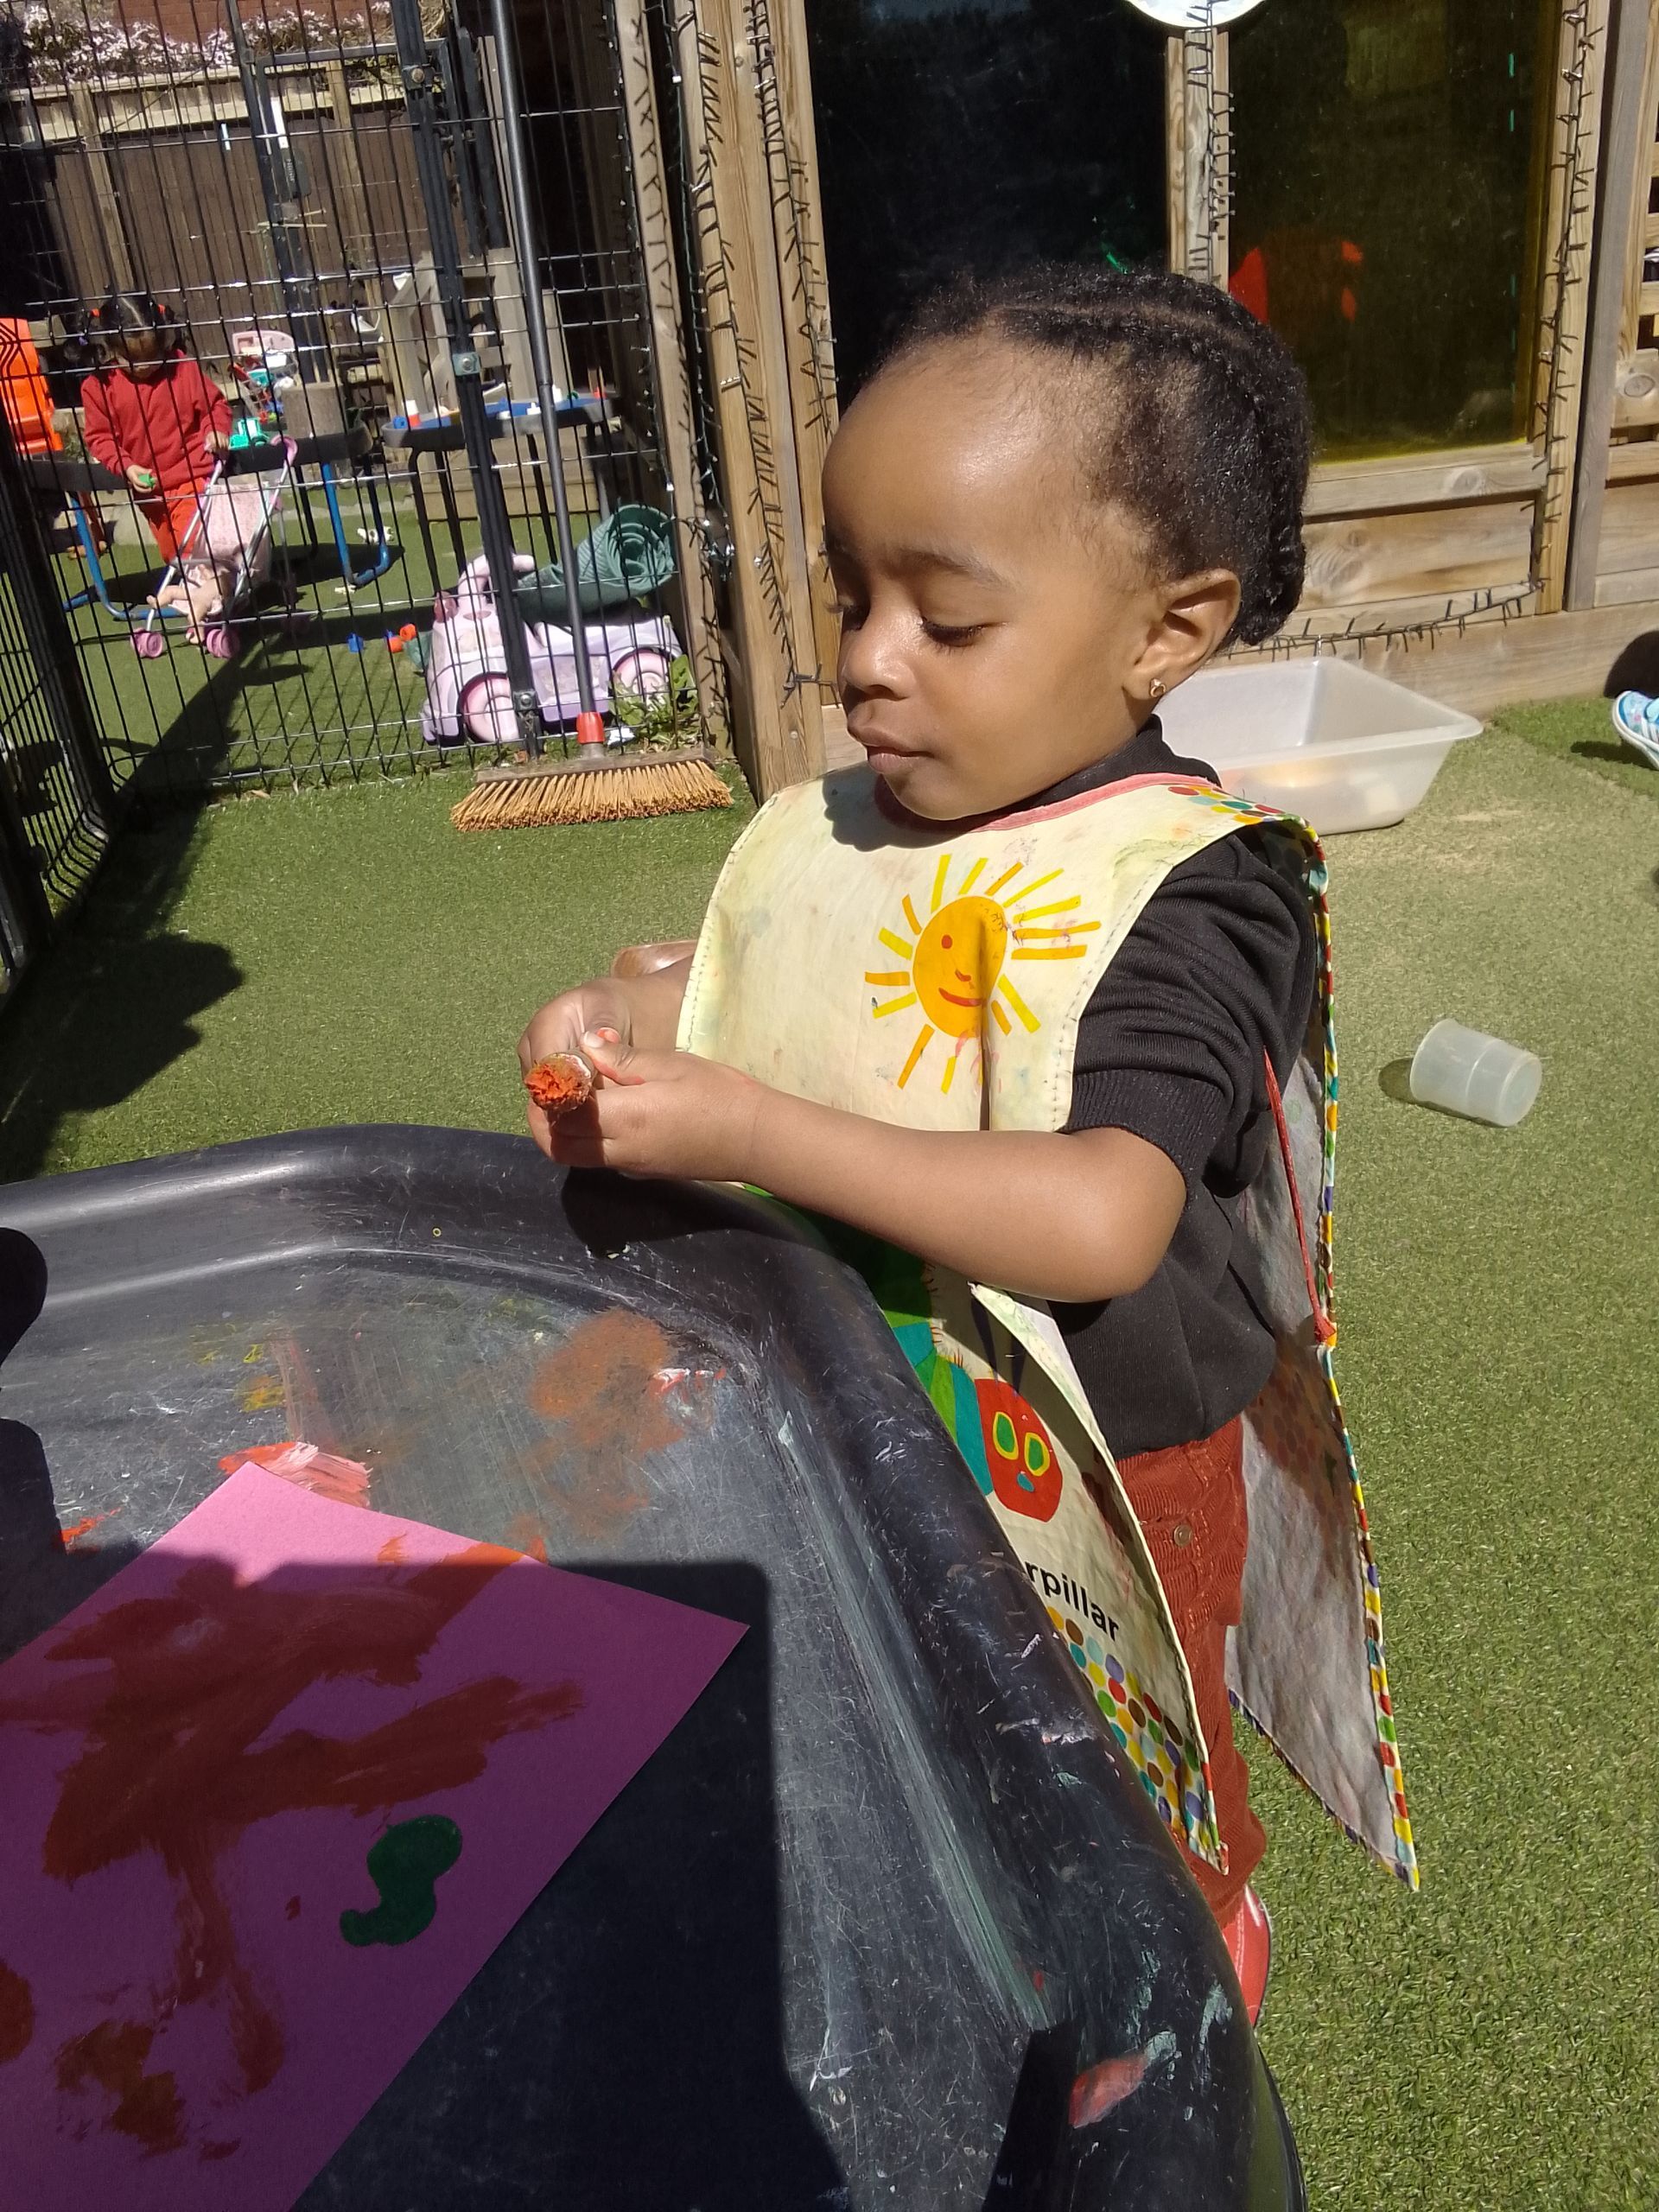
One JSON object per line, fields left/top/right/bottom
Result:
{"left": 0, "top": 850, "right": 242, "bottom": 1183}
{"left": 1572, "top": 738, "right": 1656, "bottom": 771}
{"left": 1378, "top": 1057, "right": 1415, "bottom": 1105}
{"left": 0, "top": 699, "right": 242, "bottom": 1185}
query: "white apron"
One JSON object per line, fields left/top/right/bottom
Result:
{"left": 680, "top": 765, "right": 1415, "bottom": 1886}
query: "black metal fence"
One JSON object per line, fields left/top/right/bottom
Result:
{"left": 0, "top": 0, "right": 704, "bottom": 814}
{"left": 0, "top": 392, "right": 112, "bottom": 994}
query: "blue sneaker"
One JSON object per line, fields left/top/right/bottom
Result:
{"left": 1611, "top": 691, "right": 1659, "bottom": 769}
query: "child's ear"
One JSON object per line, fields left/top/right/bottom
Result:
{"left": 1135, "top": 569, "right": 1242, "bottom": 700}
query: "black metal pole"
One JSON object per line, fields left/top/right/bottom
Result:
{"left": 390, "top": 0, "right": 543, "bottom": 753}
{"left": 482, "top": 0, "right": 601, "bottom": 738}
{"left": 222, "top": 0, "right": 327, "bottom": 378}
{"left": 454, "top": 29, "right": 510, "bottom": 256}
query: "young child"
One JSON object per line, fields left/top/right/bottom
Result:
{"left": 517, "top": 265, "right": 1414, "bottom": 2018}
{"left": 80, "top": 293, "right": 234, "bottom": 637}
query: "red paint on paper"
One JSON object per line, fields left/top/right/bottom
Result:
{"left": 27, "top": 1537, "right": 573, "bottom": 2100}
{"left": 54, "top": 2018, "right": 186, "bottom": 2155}
{"left": 0, "top": 1962, "right": 33, "bottom": 2063}
{"left": 0, "top": 1466, "right": 745, "bottom": 2209}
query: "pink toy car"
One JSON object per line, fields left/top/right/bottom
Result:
{"left": 418, "top": 550, "right": 678, "bottom": 747}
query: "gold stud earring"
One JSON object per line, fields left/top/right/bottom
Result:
{"left": 1148, "top": 677, "right": 1166, "bottom": 702}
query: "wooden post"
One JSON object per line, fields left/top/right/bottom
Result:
{"left": 322, "top": 64, "right": 373, "bottom": 265}
{"left": 613, "top": 0, "right": 729, "bottom": 748}
{"left": 1166, "top": 26, "right": 1229, "bottom": 284}
{"left": 69, "top": 82, "right": 136, "bottom": 296}
{"left": 671, "top": 0, "right": 826, "bottom": 794}
{"left": 756, "top": 0, "right": 841, "bottom": 683}
{"left": 1533, "top": 0, "right": 1612, "bottom": 613}
{"left": 1567, "top": 0, "right": 1656, "bottom": 607}
{"left": 1165, "top": 37, "right": 1186, "bottom": 276}
{"left": 719, "top": 1, "right": 827, "bottom": 769}
{"left": 1618, "top": 2, "right": 1659, "bottom": 359}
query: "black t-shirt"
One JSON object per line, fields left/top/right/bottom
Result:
{"left": 1027, "top": 721, "right": 1318, "bottom": 1459}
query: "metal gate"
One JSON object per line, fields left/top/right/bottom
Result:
{"left": 0, "top": 0, "right": 727, "bottom": 800}
{"left": 0, "top": 398, "right": 111, "bottom": 994}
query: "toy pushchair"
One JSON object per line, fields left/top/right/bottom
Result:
{"left": 133, "top": 440, "right": 298, "bottom": 662}
{"left": 418, "top": 549, "right": 678, "bottom": 747}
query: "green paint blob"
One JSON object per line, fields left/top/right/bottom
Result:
{"left": 339, "top": 1815, "right": 463, "bottom": 1948}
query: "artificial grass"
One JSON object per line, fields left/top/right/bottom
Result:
{"left": 1492, "top": 690, "right": 1659, "bottom": 803}
{"left": 1252, "top": 726, "right": 1659, "bottom": 2209}
{"left": 3, "top": 715, "right": 1657, "bottom": 2205}
{"left": 0, "top": 764, "right": 751, "bottom": 1182}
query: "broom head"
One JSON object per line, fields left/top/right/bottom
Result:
{"left": 452, "top": 744, "right": 733, "bottom": 830}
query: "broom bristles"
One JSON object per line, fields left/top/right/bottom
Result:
{"left": 451, "top": 755, "right": 733, "bottom": 831}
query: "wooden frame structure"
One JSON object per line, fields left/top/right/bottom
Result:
{"left": 623, "top": 0, "right": 1659, "bottom": 792}
{"left": 609, "top": 0, "right": 836, "bottom": 797}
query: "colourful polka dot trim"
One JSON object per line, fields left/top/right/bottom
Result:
{"left": 1046, "top": 1605, "right": 1224, "bottom": 1867}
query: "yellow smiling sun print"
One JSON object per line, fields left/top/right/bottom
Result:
{"left": 864, "top": 854, "right": 1101, "bottom": 1091}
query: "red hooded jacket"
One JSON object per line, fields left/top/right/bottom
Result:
{"left": 81, "top": 353, "right": 230, "bottom": 494}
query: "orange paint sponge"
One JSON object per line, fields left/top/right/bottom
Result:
{"left": 524, "top": 1052, "right": 594, "bottom": 1116}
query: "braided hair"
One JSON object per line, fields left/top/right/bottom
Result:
{"left": 880, "top": 264, "right": 1312, "bottom": 646}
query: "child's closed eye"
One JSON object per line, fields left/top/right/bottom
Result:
{"left": 921, "top": 619, "right": 987, "bottom": 649}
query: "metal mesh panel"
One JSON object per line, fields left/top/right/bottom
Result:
{"left": 0, "top": 0, "right": 690, "bottom": 797}
{"left": 0, "top": 398, "right": 109, "bottom": 988}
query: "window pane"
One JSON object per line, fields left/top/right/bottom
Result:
{"left": 1229, "top": 0, "right": 1549, "bottom": 457}
{"left": 807, "top": 0, "right": 1167, "bottom": 396}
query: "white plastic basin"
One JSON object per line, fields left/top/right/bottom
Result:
{"left": 1157, "top": 658, "right": 1483, "bottom": 835}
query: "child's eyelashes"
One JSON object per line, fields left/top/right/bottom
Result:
{"left": 828, "top": 601, "right": 986, "bottom": 649}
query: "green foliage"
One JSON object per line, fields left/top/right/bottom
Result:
{"left": 609, "top": 655, "right": 700, "bottom": 751}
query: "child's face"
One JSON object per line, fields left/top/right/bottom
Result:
{"left": 822, "top": 341, "right": 1235, "bottom": 821}
{"left": 112, "top": 328, "right": 168, "bottom": 380}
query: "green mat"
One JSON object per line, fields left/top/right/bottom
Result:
{"left": 2, "top": 708, "right": 1656, "bottom": 2207}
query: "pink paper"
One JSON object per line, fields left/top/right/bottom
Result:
{"left": 0, "top": 1465, "right": 744, "bottom": 2209}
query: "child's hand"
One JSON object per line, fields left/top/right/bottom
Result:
{"left": 125, "top": 464, "right": 157, "bottom": 493}
{"left": 518, "top": 959, "right": 697, "bottom": 1159}
{"left": 204, "top": 429, "right": 230, "bottom": 457}
{"left": 518, "top": 982, "right": 635, "bottom": 1159}
{"left": 545, "top": 1038, "right": 765, "bottom": 1185}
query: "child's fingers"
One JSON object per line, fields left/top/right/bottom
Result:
{"left": 547, "top": 1125, "right": 611, "bottom": 1171}
{"left": 524, "top": 1099, "right": 556, "bottom": 1160}
{"left": 582, "top": 1035, "right": 685, "bottom": 1089}
{"left": 580, "top": 1029, "right": 641, "bottom": 1085}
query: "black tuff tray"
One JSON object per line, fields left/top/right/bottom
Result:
{"left": 0, "top": 1128, "right": 1303, "bottom": 2210}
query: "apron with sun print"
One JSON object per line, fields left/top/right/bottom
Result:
{"left": 679, "top": 765, "right": 1417, "bottom": 1886}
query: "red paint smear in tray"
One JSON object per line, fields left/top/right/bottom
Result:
{"left": 55, "top": 1508, "right": 119, "bottom": 1552}
{"left": 0, "top": 1465, "right": 745, "bottom": 2210}
{"left": 220, "top": 1442, "right": 372, "bottom": 1507}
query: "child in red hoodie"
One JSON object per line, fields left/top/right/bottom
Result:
{"left": 80, "top": 294, "right": 231, "bottom": 569}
